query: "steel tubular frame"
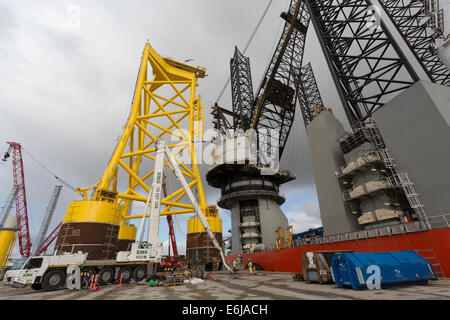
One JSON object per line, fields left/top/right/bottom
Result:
{"left": 305, "top": 0, "right": 419, "bottom": 126}
{"left": 377, "top": 0, "right": 450, "bottom": 85}
{"left": 77, "top": 43, "right": 208, "bottom": 231}
{"left": 230, "top": 46, "right": 255, "bottom": 131}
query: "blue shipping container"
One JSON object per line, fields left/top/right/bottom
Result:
{"left": 330, "top": 250, "right": 438, "bottom": 290}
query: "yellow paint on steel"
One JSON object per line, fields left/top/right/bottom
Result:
{"left": 188, "top": 205, "right": 222, "bottom": 234}
{"left": 63, "top": 201, "right": 121, "bottom": 225}
{"left": 187, "top": 205, "right": 222, "bottom": 234}
{"left": 187, "top": 216, "right": 222, "bottom": 234}
{"left": 126, "top": 209, "right": 195, "bottom": 220}
{"left": 0, "top": 214, "right": 17, "bottom": 269}
{"left": 71, "top": 41, "right": 207, "bottom": 230}
{"left": 118, "top": 224, "right": 137, "bottom": 240}
{"left": 0, "top": 230, "right": 16, "bottom": 268}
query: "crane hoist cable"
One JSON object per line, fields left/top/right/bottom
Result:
{"left": 215, "top": 0, "right": 275, "bottom": 104}
{"left": 20, "top": 147, "right": 80, "bottom": 197}
{"left": 2, "top": 142, "right": 70, "bottom": 258}
{"left": 258, "top": 7, "right": 285, "bottom": 93}
{"left": 172, "top": 214, "right": 186, "bottom": 238}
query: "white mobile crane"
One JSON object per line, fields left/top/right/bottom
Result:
{"left": 8, "top": 140, "right": 231, "bottom": 291}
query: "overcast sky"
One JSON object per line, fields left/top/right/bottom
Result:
{"left": 0, "top": 0, "right": 352, "bottom": 258}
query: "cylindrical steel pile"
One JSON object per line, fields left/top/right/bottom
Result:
{"left": 0, "top": 214, "right": 17, "bottom": 268}
{"left": 186, "top": 205, "right": 223, "bottom": 267}
{"left": 54, "top": 201, "right": 122, "bottom": 260}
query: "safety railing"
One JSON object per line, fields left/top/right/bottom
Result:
{"left": 342, "top": 176, "right": 394, "bottom": 201}
{"left": 291, "top": 220, "right": 431, "bottom": 247}
{"left": 339, "top": 151, "right": 382, "bottom": 177}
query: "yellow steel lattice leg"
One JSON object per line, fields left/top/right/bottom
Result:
{"left": 69, "top": 42, "right": 207, "bottom": 239}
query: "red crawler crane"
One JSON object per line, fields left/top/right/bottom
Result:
{"left": 4, "top": 142, "right": 32, "bottom": 258}
{"left": 3, "top": 142, "right": 69, "bottom": 257}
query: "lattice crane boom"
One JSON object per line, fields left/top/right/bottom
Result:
{"left": 37, "top": 222, "right": 62, "bottom": 256}
{"left": 250, "top": 0, "right": 310, "bottom": 158}
{"left": 215, "top": 0, "right": 311, "bottom": 160}
{"left": 5, "top": 142, "right": 32, "bottom": 258}
{"left": 162, "top": 175, "right": 178, "bottom": 257}
{"left": 33, "top": 185, "right": 62, "bottom": 256}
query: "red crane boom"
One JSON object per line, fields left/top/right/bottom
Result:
{"left": 163, "top": 175, "right": 178, "bottom": 257}
{"left": 37, "top": 222, "right": 62, "bottom": 255}
{"left": 6, "top": 142, "right": 32, "bottom": 257}
{"left": 166, "top": 215, "right": 178, "bottom": 257}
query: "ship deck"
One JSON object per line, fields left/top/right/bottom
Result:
{"left": 1, "top": 271, "right": 449, "bottom": 300}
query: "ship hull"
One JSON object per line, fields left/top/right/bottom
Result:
{"left": 225, "top": 227, "right": 450, "bottom": 277}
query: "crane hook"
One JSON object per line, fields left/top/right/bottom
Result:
{"left": 1, "top": 152, "right": 10, "bottom": 162}
{"left": 2, "top": 145, "right": 12, "bottom": 162}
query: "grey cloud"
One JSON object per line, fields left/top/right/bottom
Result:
{"left": 0, "top": 1, "right": 17, "bottom": 40}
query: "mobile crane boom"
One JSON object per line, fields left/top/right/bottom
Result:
{"left": 155, "top": 140, "right": 232, "bottom": 272}
{"left": 118, "top": 139, "right": 231, "bottom": 272}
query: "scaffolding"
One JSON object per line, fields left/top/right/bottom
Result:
{"left": 365, "top": 119, "right": 431, "bottom": 229}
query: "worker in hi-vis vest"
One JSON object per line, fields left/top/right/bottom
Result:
{"left": 248, "top": 259, "right": 253, "bottom": 275}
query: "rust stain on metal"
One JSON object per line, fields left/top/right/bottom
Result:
{"left": 186, "top": 232, "right": 223, "bottom": 265}
{"left": 54, "top": 222, "right": 119, "bottom": 260}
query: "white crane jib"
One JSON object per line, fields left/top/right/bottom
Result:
{"left": 117, "top": 139, "right": 232, "bottom": 272}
